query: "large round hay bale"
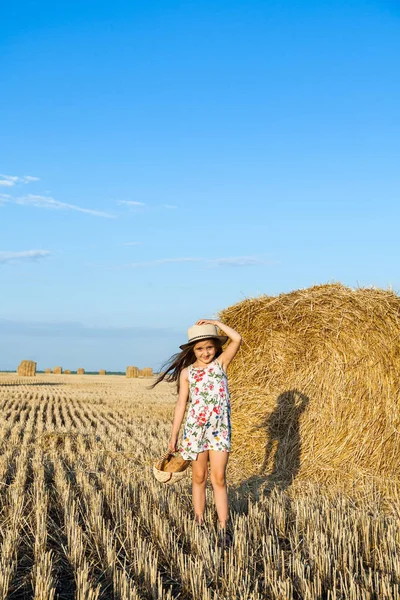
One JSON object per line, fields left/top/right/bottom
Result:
{"left": 17, "top": 360, "right": 36, "bottom": 376}
{"left": 45, "top": 368, "right": 51, "bottom": 374}
{"left": 77, "top": 368, "right": 85, "bottom": 375}
{"left": 53, "top": 366, "right": 62, "bottom": 374}
{"left": 99, "top": 369, "right": 106, "bottom": 376}
{"left": 220, "top": 283, "right": 400, "bottom": 487}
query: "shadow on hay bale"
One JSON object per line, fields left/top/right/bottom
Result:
{"left": 220, "top": 283, "right": 400, "bottom": 489}
{"left": 260, "top": 389, "right": 309, "bottom": 484}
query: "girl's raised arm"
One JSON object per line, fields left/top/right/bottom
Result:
{"left": 195, "top": 319, "right": 241, "bottom": 371}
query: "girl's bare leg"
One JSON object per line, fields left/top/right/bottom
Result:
{"left": 209, "top": 450, "right": 229, "bottom": 529}
{"left": 191, "top": 451, "right": 209, "bottom": 523}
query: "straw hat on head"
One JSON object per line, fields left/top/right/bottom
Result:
{"left": 153, "top": 451, "right": 191, "bottom": 484}
{"left": 180, "top": 324, "right": 228, "bottom": 350}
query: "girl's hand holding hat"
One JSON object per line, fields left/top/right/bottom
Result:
{"left": 195, "top": 319, "right": 241, "bottom": 345}
{"left": 168, "top": 436, "right": 178, "bottom": 453}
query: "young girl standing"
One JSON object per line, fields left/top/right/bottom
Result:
{"left": 153, "top": 319, "right": 241, "bottom": 546}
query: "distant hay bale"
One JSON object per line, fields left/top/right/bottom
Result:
{"left": 64, "top": 370, "right": 71, "bottom": 375}
{"left": 77, "top": 368, "right": 85, "bottom": 375}
{"left": 53, "top": 366, "right": 62, "bottom": 374}
{"left": 45, "top": 368, "right": 51, "bottom": 374}
{"left": 126, "top": 366, "right": 139, "bottom": 378}
{"left": 220, "top": 283, "right": 400, "bottom": 487}
{"left": 141, "top": 367, "right": 153, "bottom": 377}
{"left": 17, "top": 360, "right": 37, "bottom": 377}
{"left": 99, "top": 369, "right": 106, "bottom": 375}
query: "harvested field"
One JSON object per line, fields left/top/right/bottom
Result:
{"left": 0, "top": 372, "right": 399, "bottom": 599}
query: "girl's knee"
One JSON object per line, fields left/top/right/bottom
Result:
{"left": 192, "top": 470, "right": 208, "bottom": 486}
{"left": 210, "top": 471, "right": 226, "bottom": 488}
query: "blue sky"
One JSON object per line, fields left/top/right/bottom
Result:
{"left": 1, "top": 0, "right": 399, "bottom": 371}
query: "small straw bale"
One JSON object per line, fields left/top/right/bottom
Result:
{"left": 17, "top": 360, "right": 37, "bottom": 377}
{"left": 126, "top": 366, "right": 139, "bottom": 378}
{"left": 45, "top": 368, "right": 51, "bottom": 374}
{"left": 99, "top": 369, "right": 106, "bottom": 375}
{"left": 64, "top": 369, "right": 71, "bottom": 374}
{"left": 220, "top": 283, "right": 400, "bottom": 488}
{"left": 141, "top": 367, "right": 153, "bottom": 377}
{"left": 53, "top": 366, "right": 62, "bottom": 374}
{"left": 77, "top": 368, "right": 85, "bottom": 375}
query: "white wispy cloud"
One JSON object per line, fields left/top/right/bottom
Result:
{"left": 110, "top": 255, "right": 273, "bottom": 270}
{"left": 116, "top": 201, "right": 178, "bottom": 212}
{"left": 23, "top": 175, "right": 40, "bottom": 182}
{"left": 0, "top": 176, "right": 18, "bottom": 187}
{"left": 15, "top": 194, "right": 115, "bottom": 218}
{"left": 0, "top": 193, "right": 11, "bottom": 205}
{"left": 0, "top": 174, "right": 40, "bottom": 187}
{"left": 116, "top": 200, "right": 146, "bottom": 207}
{"left": 0, "top": 250, "right": 51, "bottom": 265}
{"left": 209, "top": 256, "right": 268, "bottom": 268}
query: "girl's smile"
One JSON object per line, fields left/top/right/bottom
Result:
{"left": 193, "top": 340, "right": 217, "bottom": 366}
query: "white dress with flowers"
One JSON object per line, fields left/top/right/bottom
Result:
{"left": 179, "top": 359, "right": 231, "bottom": 460}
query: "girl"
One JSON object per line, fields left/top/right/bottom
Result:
{"left": 153, "top": 319, "right": 241, "bottom": 546}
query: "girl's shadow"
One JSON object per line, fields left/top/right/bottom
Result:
{"left": 232, "top": 389, "right": 309, "bottom": 503}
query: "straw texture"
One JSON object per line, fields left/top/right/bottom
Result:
{"left": 141, "top": 367, "right": 153, "bottom": 377}
{"left": 17, "top": 360, "right": 37, "bottom": 377}
{"left": 126, "top": 366, "right": 139, "bottom": 378}
{"left": 153, "top": 452, "right": 190, "bottom": 484}
{"left": 219, "top": 283, "right": 400, "bottom": 487}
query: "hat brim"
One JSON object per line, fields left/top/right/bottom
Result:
{"left": 179, "top": 334, "right": 228, "bottom": 350}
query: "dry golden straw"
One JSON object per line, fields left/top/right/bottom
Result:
{"left": 99, "top": 369, "right": 106, "bottom": 375}
{"left": 64, "top": 370, "right": 71, "bottom": 375}
{"left": 53, "top": 366, "right": 62, "bottom": 374}
{"left": 45, "top": 368, "right": 51, "bottom": 374}
{"left": 77, "top": 368, "right": 85, "bottom": 375}
{"left": 0, "top": 370, "right": 399, "bottom": 597}
{"left": 141, "top": 367, "right": 153, "bottom": 377}
{"left": 219, "top": 283, "right": 400, "bottom": 489}
{"left": 17, "top": 360, "right": 37, "bottom": 377}
{"left": 126, "top": 366, "right": 139, "bottom": 378}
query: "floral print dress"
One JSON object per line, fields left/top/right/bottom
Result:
{"left": 179, "top": 359, "right": 231, "bottom": 460}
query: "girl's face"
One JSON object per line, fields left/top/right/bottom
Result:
{"left": 193, "top": 339, "right": 217, "bottom": 365}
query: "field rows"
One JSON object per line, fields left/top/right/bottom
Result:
{"left": 0, "top": 374, "right": 399, "bottom": 599}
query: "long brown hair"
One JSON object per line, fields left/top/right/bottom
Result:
{"left": 152, "top": 338, "right": 223, "bottom": 391}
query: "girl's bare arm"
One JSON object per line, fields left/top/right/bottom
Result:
{"left": 168, "top": 368, "right": 189, "bottom": 452}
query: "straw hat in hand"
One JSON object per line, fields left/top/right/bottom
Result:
{"left": 153, "top": 451, "right": 191, "bottom": 484}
